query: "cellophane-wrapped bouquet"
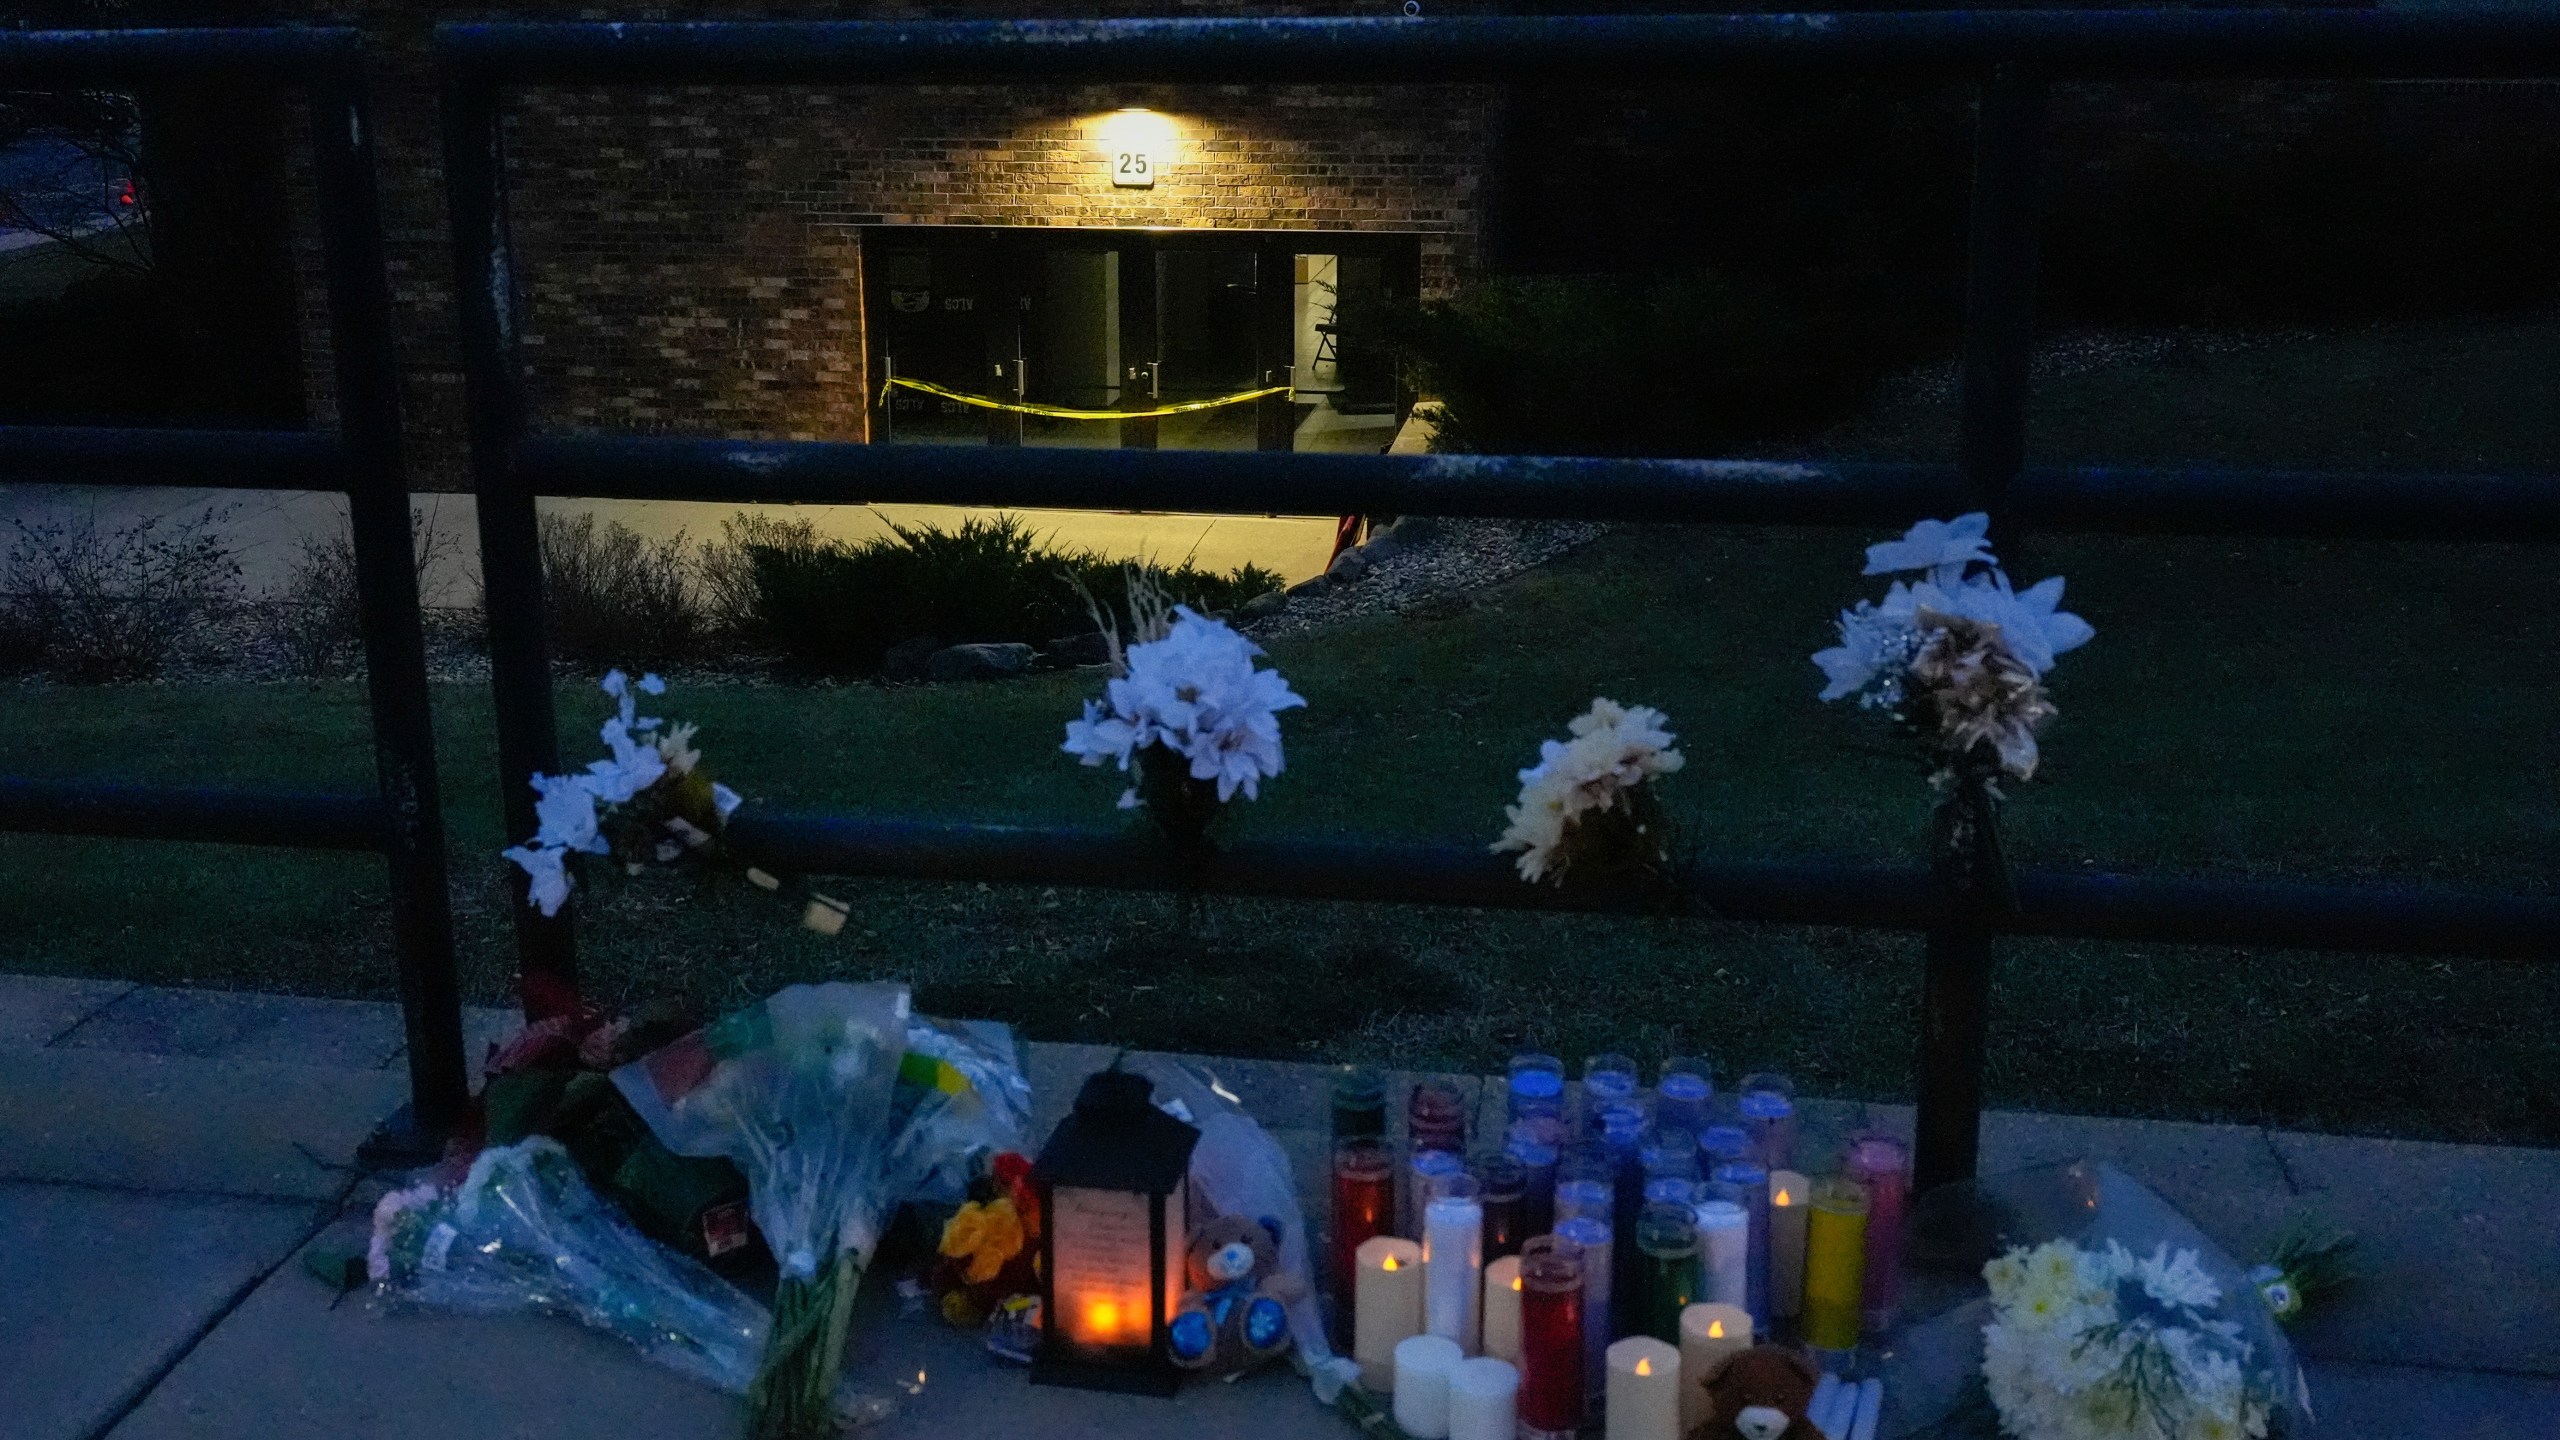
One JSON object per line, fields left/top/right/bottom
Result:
{"left": 369, "top": 1137, "right": 768, "bottom": 1395}
{"left": 611, "top": 983, "right": 1029, "bottom": 1440}
{"left": 1886, "top": 1161, "right": 2312, "bottom": 1440}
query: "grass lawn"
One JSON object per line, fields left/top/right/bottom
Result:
{"left": 6, "top": 313, "right": 2560, "bottom": 1147}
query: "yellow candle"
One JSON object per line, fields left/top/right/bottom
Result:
{"left": 1603, "top": 1336, "right": 1683, "bottom": 1440}
{"left": 1802, "top": 1179, "right": 1870, "bottom": 1351}
{"left": 1677, "top": 1303, "right": 1753, "bottom": 1434}
{"left": 1356, "top": 1236, "right": 1426, "bottom": 1392}
{"left": 1768, "top": 1169, "right": 1811, "bottom": 1321}
{"left": 1480, "top": 1255, "right": 1524, "bottom": 1365}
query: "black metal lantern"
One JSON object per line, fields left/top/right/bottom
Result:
{"left": 1031, "top": 1067, "right": 1201, "bottom": 1396}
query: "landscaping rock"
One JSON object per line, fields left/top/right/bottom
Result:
{"left": 1236, "top": 589, "right": 1289, "bottom": 621}
{"left": 1286, "top": 574, "right": 1334, "bottom": 600}
{"left": 925, "top": 642, "right": 1036, "bottom": 681}
{"left": 1327, "top": 548, "right": 1371, "bottom": 583}
{"left": 881, "top": 635, "right": 942, "bottom": 682}
{"left": 1041, "top": 632, "right": 1113, "bottom": 668}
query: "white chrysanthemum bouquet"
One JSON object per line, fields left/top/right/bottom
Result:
{"left": 1061, "top": 574, "right": 1305, "bottom": 845}
{"left": 1983, "top": 1239, "right": 2279, "bottom": 1440}
{"left": 1493, "top": 698, "right": 1686, "bottom": 886}
{"left": 501, "top": 669, "right": 750, "bottom": 917}
{"left": 1813, "top": 512, "right": 2093, "bottom": 786}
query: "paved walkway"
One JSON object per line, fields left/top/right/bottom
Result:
{"left": 4, "top": 973, "right": 2555, "bottom": 1439}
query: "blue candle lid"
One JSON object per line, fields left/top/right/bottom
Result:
{"left": 1411, "top": 1147, "right": 1465, "bottom": 1178}
{"left": 1643, "top": 1176, "right": 1698, "bottom": 1207}
{"left": 1658, "top": 1071, "right": 1713, "bottom": 1101}
{"left": 1597, "top": 1104, "right": 1646, "bottom": 1150}
{"left": 1700, "top": 1124, "right": 1750, "bottom": 1162}
{"left": 1713, "top": 1159, "right": 1769, "bottom": 1188}
{"left": 1509, "top": 1068, "right": 1565, "bottom": 1100}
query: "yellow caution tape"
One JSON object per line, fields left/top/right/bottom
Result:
{"left": 881, "top": 373, "right": 1287, "bottom": 421}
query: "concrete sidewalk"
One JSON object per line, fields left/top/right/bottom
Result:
{"left": 3, "top": 973, "right": 2555, "bottom": 1439}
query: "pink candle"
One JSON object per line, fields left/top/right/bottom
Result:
{"left": 1844, "top": 1134, "right": 1909, "bottom": 1332}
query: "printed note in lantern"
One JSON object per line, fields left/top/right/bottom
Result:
{"left": 1051, "top": 1185, "right": 1180, "bottom": 1350}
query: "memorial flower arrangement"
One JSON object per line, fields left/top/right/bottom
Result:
{"left": 1492, "top": 698, "right": 1686, "bottom": 885}
{"left": 1981, "top": 1239, "right": 2284, "bottom": 1440}
{"left": 1061, "top": 573, "right": 1306, "bottom": 845}
{"left": 1813, "top": 514, "right": 2092, "bottom": 905}
{"left": 501, "top": 670, "right": 745, "bottom": 917}
{"left": 927, "top": 1151, "right": 1042, "bottom": 1328}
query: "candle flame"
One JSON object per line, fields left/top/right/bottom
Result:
{"left": 1635, "top": 1357, "right": 1653, "bottom": 1377}
{"left": 1709, "top": 1319, "right": 1726, "bottom": 1339}
{"left": 1382, "top": 1255, "right": 1400, "bottom": 1272}
{"left": 1084, "top": 1300, "right": 1122, "bottom": 1340}
{"left": 1774, "top": 1187, "right": 1793, "bottom": 1206}
{"left": 1511, "top": 1274, "right": 1524, "bottom": 1292}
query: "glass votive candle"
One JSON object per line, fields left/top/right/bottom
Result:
{"left": 1640, "top": 1125, "right": 1700, "bottom": 1182}
{"left": 1517, "top": 1234, "right": 1585, "bottom": 1440}
{"left": 1642, "top": 1175, "right": 1698, "bottom": 1209}
{"left": 1552, "top": 1151, "right": 1615, "bottom": 1228}
{"left": 1473, "top": 1151, "right": 1532, "bottom": 1262}
{"left": 1802, "top": 1177, "right": 1870, "bottom": 1354}
{"left": 1656, "top": 1055, "right": 1715, "bottom": 1132}
{"left": 1845, "top": 1133, "right": 1911, "bottom": 1333}
{"left": 1633, "top": 1201, "right": 1704, "bottom": 1345}
{"left": 1699, "top": 1123, "right": 1750, "bottom": 1175}
{"left": 1404, "top": 1146, "right": 1466, "bottom": 1241}
{"left": 1581, "top": 1053, "right": 1641, "bottom": 1129}
{"left": 1409, "top": 1078, "right": 1468, "bottom": 1157}
{"left": 1711, "top": 1159, "right": 1771, "bottom": 1335}
{"left": 1693, "top": 1178, "right": 1752, "bottom": 1314}
{"left": 1333, "top": 1066, "right": 1388, "bottom": 1144}
{"left": 1504, "top": 1116, "right": 1562, "bottom": 1237}
{"left": 1553, "top": 1215, "right": 1613, "bottom": 1421}
{"left": 1737, "top": 1072, "right": 1798, "bottom": 1171}
{"left": 1333, "top": 1136, "right": 1397, "bottom": 1334}
{"left": 1508, "top": 1052, "right": 1567, "bottom": 1123}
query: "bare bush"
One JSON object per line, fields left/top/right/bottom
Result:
{"left": 1, "top": 507, "right": 242, "bottom": 682}
{"left": 261, "top": 502, "right": 471, "bottom": 678}
{"left": 537, "top": 511, "right": 709, "bottom": 667}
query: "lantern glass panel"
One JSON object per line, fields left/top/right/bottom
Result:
{"left": 1050, "top": 1183, "right": 1185, "bottom": 1359}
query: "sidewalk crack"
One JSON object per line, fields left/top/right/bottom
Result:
{"left": 2260, "top": 1125, "right": 2307, "bottom": 1197}
{"left": 41, "top": 982, "right": 141, "bottom": 1050}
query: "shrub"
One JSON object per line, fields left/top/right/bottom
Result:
{"left": 730, "top": 512, "right": 1281, "bottom": 676}
{"left": 1385, "top": 272, "right": 1899, "bottom": 458}
{"left": 537, "top": 512, "right": 709, "bottom": 668}
{"left": 260, "top": 504, "right": 474, "bottom": 678}
{"left": 0, "top": 507, "right": 242, "bottom": 682}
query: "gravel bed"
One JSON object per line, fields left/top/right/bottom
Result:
{"left": 1874, "top": 325, "right": 2324, "bottom": 409}
{"left": 1243, "top": 516, "right": 1610, "bottom": 641}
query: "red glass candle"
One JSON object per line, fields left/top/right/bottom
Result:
{"left": 1846, "top": 1133, "right": 1910, "bottom": 1332}
{"left": 1517, "top": 1234, "right": 1586, "bottom": 1438}
{"left": 1408, "top": 1079, "right": 1467, "bottom": 1155}
{"left": 1332, "top": 1136, "right": 1396, "bottom": 1332}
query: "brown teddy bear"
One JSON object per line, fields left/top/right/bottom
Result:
{"left": 1687, "top": 1344, "right": 1822, "bottom": 1440}
{"left": 1166, "top": 1214, "right": 1301, "bottom": 1375}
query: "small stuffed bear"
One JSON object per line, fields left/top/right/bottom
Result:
{"left": 1167, "top": 1215, "right": 1300, "bottom": 1374}
{"left": 1687, "top": 1345, "right": 1822, "bottom": 1440}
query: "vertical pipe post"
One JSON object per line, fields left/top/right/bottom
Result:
{"left": 1916, "top": 64, "right": 2046, "bottom": 1196}
{"left": 442, "top": 64, "right": 579, "bottom": 1015}
{"left": 310, "top": 63, "right": 467, "bottom": 1145}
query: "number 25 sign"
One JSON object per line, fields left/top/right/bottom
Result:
{"left": 1112, "top": 150, "right": 1154, "bottom": 189}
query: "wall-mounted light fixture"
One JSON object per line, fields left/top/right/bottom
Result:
{"left": 1094, "top": 107, "right": 1178, "bottom": 189}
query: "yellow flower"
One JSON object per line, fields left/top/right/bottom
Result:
{"left": 940, "top": 1198, "right": 1027, "bottom": 1285}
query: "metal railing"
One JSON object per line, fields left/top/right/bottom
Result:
{"left": 0, "top": 27, "right": 465, "bottom": 1158}
{"left": 436, "top": 9, "right": 2560, "bottom": 1191}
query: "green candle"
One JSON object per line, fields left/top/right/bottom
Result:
{"left": 1634, "top": 1202, "right": 1703, "bottom": 1345}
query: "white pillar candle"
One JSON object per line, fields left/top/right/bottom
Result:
{"left": 1481, "top": 1254, "right": 1524, "bottom": 1365}
{"left": 1603, "top": 1336, "right": 1683, "bottom": 1440}
{"left": 1394, "top": 1333, "right": 1465, "bottom": 1440}
{"left": 1678, "top": 1303, "right": 1753, "bottom": 1435}
{"left": 1355, "top": 1236, "right": 1425, "bottom": 1393}
{"left": 1768, "top": 1169, "right": 1811, "bottom": 1321}
{"left": 1694, "top": 1198, "right": 1751, "bottom": 1309}
{"left": 1447, "top": 1356, "right": 1520, "bottom": 1440}
{"left": 1423, "top": 1189, "right": 1484, "bottom": 1354}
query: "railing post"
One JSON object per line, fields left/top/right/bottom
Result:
{"left": 442, "top": 65, "right": 581, "bottom": 1015}
{"left": 311, "top": 62, "right": 469, "bottom": 1152}
{"left": 1916, "top": 63, "right": 2046, "bottom": 1196}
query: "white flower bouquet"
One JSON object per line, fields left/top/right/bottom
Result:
{"left": 1884, "top": 1161, "right": 2312, "bottom": 1440}
{"left": 502, "top": 669, "right": 745, "bottom": 917}
{"left": 369, "top": 1137, "right": 772, "bottom": 1398}
{"left": 1492, "top": 698, "right": 1686, "bottom": 886}
{"left": 1061, "top": 576, "right": 1304, "bottom": 846}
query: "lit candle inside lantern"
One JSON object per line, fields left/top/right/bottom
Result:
{"left": 1603, "top": 1336, "right": 1683, "bottom": 1440}
{"left": 1423, "top": 1173, "right": 1485, "bottom": 1354}
{"left": 1481, "top": 1254, "right": 1525, "bottom": 1365}
{"left": 1768, "top": 1169, "right": 1811, "bottom": 1323}
{"left": 1447, "top": 1356, "right": 1519, "bottom": 1440}
{"left": 1693, "top": 1190, "right": 1751, "bottom": 1310}
{"left": 1803, "top": 1179, "right": 1870, "bottom": 1353}
{"left": 1394, "top": 1333, "right": 1465, "bottom": 1440}
{"left": 1678, "top": 1303, "right": 1753, "bottom": 1435}
{"left": 1354, "top": 1236, "right": 1424, "bottom": 1392}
